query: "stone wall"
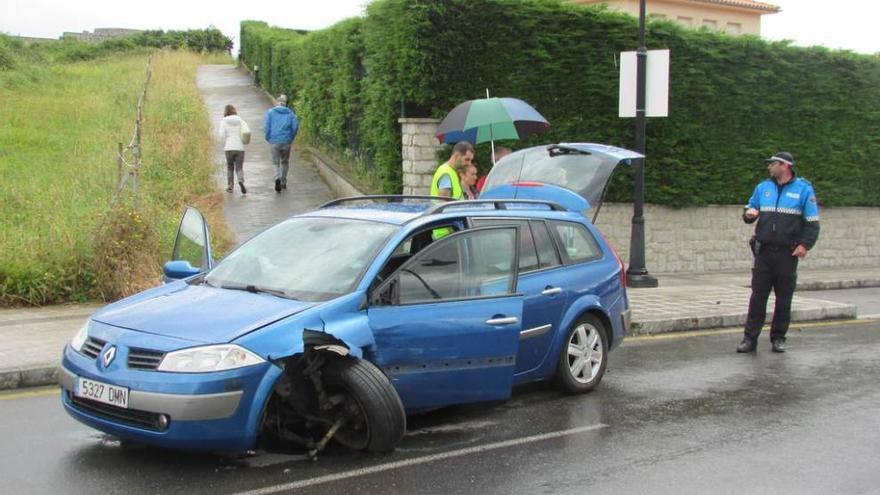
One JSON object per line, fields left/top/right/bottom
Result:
{"left": 596, "top": 204, "right": 880, "bottom": 273}
{"left": 399, "top": 118, "right": 444, "bottom": 196}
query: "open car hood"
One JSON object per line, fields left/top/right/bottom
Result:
{"left": 481, "top": 143, "right": 643, "bottom": 208}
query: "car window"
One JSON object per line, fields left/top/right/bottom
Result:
{"left": 530, "top": 220, "right": 562, "bottom": 269}
{"left": 396, "top": 228, "right": 517, "bottom": 304}
{"left": 550, "top": 221, "right": 602, "bottom": 263}
{"left": 471, "top": 218, "right": 539, "bottom": 272}
{"left": 205, "top": 217, "right": 396, "bottom": 301}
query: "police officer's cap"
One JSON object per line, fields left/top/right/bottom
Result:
{"left": 765, "top": 151, "right": 794, "bottom": 166}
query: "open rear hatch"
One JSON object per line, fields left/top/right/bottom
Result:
{"left": 480, "top": 143, "right": 643, "bottom": 219}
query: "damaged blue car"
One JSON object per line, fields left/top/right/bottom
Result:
{"left": 59, "top": 143, "right": 638, "bottom": 455}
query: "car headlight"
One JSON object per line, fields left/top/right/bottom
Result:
{"left": 70, "top": 321, "right": 89, "bottom": 352}
{"left": 157, "top": 344, "right": 265, "bottom": 373}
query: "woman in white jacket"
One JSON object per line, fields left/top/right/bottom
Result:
{"left": 220, "top": 104, "right": 250, "bottom": 193}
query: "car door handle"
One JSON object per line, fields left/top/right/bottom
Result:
{"left": 541, "top": 287, "right": 563, "bottom": 296}
{"left": 486, "top": 317, "right": 519, "bottom": 326}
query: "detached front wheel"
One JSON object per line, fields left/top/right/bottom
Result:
{"left": 322, "top": 358, "right": 406, "bottom": 452}
{"left": 553, "top": 314, "right": 608, "bottom": 394}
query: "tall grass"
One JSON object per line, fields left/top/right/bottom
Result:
{"left": 0, "top": 49, "right": 233, "bottom": 305}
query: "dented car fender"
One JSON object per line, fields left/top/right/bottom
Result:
{"left": 236, "top": 291, "right": 374, "bottom": 361}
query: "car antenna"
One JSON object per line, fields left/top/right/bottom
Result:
{"left": 512, "top": 153, "right": 527, "bottom": 200}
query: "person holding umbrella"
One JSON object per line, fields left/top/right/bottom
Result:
{"left": 476, "top": 146, "right": 511, "bottom": 192}
{"left": 430, "top": 141, "right": 474, "bottom": 199}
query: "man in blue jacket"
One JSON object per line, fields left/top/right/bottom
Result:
{"left": 737, "top": 151, "right": 820, "bottom": 354}
{"left": 264, "top": 94, "right": 299, "bottom": 192}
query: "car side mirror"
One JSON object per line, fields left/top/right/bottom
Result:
{"left": 163, "top": 260, "right": 202, "bottom": 282}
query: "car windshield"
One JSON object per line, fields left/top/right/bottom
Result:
{"left": 204, "top": 217, "right": 396, "bottom": 302}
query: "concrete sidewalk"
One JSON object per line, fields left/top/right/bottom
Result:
{"left": 1, "top": 65, "right": 876, "bottom": 390}
{"left": 197, "top": 64, "right": 334, "bottom": 243}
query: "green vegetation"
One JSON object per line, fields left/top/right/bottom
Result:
{"left": 241, "top": 0, "right": 880, "bottom": 206}
{"left": 0, "top": 35, "right": 234, "bottom": 306}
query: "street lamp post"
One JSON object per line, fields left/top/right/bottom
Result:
{"left": 627, "top": 0, "right": 659, "bottom": 288}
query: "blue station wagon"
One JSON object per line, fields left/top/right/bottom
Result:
{"left": 59, "top": 143, "right": 639, "bottom": 456}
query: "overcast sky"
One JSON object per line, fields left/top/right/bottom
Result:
{"left": 1, "top": 0, "right": 877, "bottom": 55}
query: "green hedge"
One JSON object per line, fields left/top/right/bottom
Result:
{"left": 241, "top": 0, "right": 880, "bottom": 206}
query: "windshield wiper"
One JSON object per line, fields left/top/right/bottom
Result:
{"left": 217, "top": 283, "right": 291, "bottom": 299}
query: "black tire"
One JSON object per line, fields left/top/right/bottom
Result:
{"left": 553, "top": 314, "right": 609, "bottom": 394}
{"left": 323, "top": 358, "right": 406, "bottom": 453}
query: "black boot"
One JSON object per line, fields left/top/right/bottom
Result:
{"left": 275, "top": 179, "right": 281, "bottom": 192}
{"left": 771, "top": 338, "right": 787, "bottom": 353}
{"left": 239, "top": 182, "right": 247, "bottom": 194}
{"left": 736, "top": 337, "right": 757, "bottom": 353}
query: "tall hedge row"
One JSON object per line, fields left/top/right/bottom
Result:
{"left": 241, "top": 0, "right": 880, "bottom": 206}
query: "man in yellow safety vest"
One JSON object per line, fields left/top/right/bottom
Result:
{"left": 430, "top": 141, "right": 475, "bottom": 199}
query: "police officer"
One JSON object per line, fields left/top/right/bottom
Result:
{"left": 737, "top": 151, "right": 820, "bottom": 353}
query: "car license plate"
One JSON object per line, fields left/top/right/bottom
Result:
{"left": 75, "top": 377, "right": 129, "bottom": 409}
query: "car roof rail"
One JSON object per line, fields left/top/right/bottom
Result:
{"left": 319, "top": 195, "right": 454, "bottom": 209}
{"left": 422, "top": 199, "right": 568, "bottom": 217}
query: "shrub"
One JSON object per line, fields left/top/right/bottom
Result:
{"left": 241, "top": 0, "right": 880, "bottom": 206}
{"left": 90, "top": 204, "right": 162, "bottom": 300}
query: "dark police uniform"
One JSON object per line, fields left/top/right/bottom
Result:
{"left": 742, "top": 173, "right": 820, "bottom": 344}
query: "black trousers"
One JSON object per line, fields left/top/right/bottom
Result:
{"left": 744, "top": 247, "right": 799, "bottom": 341}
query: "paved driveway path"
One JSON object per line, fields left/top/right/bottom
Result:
{"left": 197, "top": 64, "right": 333, "bottom": 243}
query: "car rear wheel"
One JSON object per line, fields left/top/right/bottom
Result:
{"left": 322, "top": 358, "right": 406, "bottom": 452}
{"left": 553, "top": 314, "right": 608, "bottom": 394}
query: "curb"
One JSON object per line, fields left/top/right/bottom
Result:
{"left": 631, "top": 303, "right": 858, "bottom": 335}
{"left": 308, "top": 147, "right": 368, "bottom": 198}
{"left": 799, "top": 278, "right": 880, "bottom": 291}
{"left": 0, "top": 365, "right": 58, "bottom": 391}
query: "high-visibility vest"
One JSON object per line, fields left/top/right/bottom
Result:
{"left": 429, "top": 162, "right": 463, "bottom": 199}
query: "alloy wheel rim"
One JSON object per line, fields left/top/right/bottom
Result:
{"left": 567, "top": 323, "right": 603, "bottom": 384}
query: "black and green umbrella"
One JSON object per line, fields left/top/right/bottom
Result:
{"left": 436, "top": 97, "right": 551, "bottom": 162}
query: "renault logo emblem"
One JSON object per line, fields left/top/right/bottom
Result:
{"left": 102, "top": 346, "right": 117, "bottom": 367}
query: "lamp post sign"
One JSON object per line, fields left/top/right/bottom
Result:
{"left": 619, "top": 0, "right": 667, "bottom": 288}
{"left": 618, "top": 49, "right": 669, "bottom": 118}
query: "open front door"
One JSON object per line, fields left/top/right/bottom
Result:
{"left": 368, "top": 226, "right": 523, "bottom": 410}
{"left": 163, "top": 206, "right": 213, "bottom": 282}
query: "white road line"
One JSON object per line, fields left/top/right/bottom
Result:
{"left": 235, "top": 423, "right": 608, "bottom": 495}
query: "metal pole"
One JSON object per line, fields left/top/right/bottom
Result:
{"left": 627, "top": 0, "right": 658, "bottom": 288}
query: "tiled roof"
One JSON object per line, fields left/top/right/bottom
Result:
{"left": 691, "top": 0, "right": 781, "bottom": 12}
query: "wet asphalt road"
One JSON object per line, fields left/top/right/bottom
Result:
{"left": 2, "top": 319, "right": 880, "bottom": 495}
